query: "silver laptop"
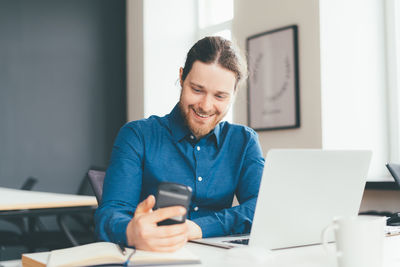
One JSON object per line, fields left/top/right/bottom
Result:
{"left": 192, "top": 149, "right": 372, "bottom": 249}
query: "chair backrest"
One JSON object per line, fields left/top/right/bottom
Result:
{"left": 21, "top": 177, "right": 38, "bottom": 190}
{"left": 386, "top": 163, "right": 400, "bottom": 188}
{"left": 87, "top": 170, "right": 106, "bottom": 204}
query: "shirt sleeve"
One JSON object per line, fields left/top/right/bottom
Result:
{"left": 192, "top": 131, "right": 265, "bottom": 237}
{"left": 94, "top": 123, "right": 144, "bottom": 245}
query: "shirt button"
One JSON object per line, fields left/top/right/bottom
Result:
{"left": 196, "top": 146, "right": 200, "bottom": 151}
{"left": 194, "top": 206, "right": 199, "bottom": 211}
{"left": 190, "top": 135, "right": 195, "bottom": 140}
{"left": 198, "top": 176, "right": 203, "bottom": 182}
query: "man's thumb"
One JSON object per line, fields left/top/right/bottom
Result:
{"left": 135, "top": 195, "right": 155, "bottom": 214}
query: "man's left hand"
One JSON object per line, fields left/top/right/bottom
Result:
{"left": 186, "top": 219, "right": 202, "bottom": 240}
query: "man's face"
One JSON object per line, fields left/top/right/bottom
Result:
{"left": 179, "top": 61, "right": 236, "bottom": 139}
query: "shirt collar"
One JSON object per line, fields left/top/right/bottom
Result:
{"left": 168, "top": 104, "right": 190, "bottom": 143}
{"left": 167, "top": 103, "right": 221, "bottom": 148}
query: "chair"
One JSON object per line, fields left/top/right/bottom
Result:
{"left": 383, "top": 163, "right": 400, "bottom": 226}
{"left": 87, "top": 169, "right": 106, "bottom": 204}
{"left": 55, "top": 169, "right": 105, "bottom": 247}
{"left": 56, "top": 168, "right": 105, "bottom": 247}
{"left": 360, "top": 164, "right": 400, "bottom": 219}
{"left": 386, "top": 163, "right": 400, "bottom": 188}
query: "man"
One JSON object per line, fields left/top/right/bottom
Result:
{"left": 95, "top": 36, "right": 265, "bottom": 252}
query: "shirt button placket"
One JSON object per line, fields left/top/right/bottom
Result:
{"left": 194, "top": 143, "right": 203, "bottom": 201}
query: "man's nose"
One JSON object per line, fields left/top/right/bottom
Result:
{"left": 199, "top": 95, "right": 213, "bottom": 113}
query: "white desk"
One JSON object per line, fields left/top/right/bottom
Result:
{"left": 183, "top": 235, "right": 400, "bottom": 267}
{"left": 8, "top": 235, "right": 400, "bottom": 267}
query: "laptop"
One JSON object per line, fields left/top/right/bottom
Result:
{"left": 191, "top": 149, "right": 372, "bottom": 249}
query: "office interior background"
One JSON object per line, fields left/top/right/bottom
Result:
{"left": 1, "top": 0, "right": 400, "bottom": 260}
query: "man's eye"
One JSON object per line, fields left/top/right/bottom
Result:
{"left": 216, "top": 95, "right": 226, "bottom": 100}
{"left": 192, "top": 88, "right": 201, "bottom": 93}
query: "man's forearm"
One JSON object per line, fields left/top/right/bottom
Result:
{"left": 192, "top": 198, "right": 257, "bottom": 238}
{"left": 94, "top": 202, "right": 134, "bottom": 245}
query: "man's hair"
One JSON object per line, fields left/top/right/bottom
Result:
{"left": 181, "top": 36, "right": 247, "bottom": 90}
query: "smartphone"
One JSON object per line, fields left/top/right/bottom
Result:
{"left": 154, "top": 182, "right": 192, "bottom": 226}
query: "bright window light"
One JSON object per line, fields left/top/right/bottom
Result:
{"left": 213, "top": 29, "right": 231, "bottom": 40}
{"left": 198, "top": 0, "right": 233, "bottom": 29}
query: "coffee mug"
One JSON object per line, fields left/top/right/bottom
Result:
{"left": 321, "top": 216, "right": 386, "bottom": 267}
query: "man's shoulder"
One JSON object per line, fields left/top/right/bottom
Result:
{"left": 120, "top": 115, "right": 167, "bottom": 137}
{"left": 219, "top": 121, "right": 258, "bottom": 140}
{"left": 124, "top": 115, "right": 165, "bottom": 130}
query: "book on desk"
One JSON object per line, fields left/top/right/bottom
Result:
{"left": 21, "top": 242, "right": 201, "bottom": 267}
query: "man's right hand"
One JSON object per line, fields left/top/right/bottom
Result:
{"left": 126, "top": 195, "right": 189, "bottom": 252}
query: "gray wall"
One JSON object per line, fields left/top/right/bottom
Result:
{"left": 0, "top": 0, "right": 126, "bottom": 194}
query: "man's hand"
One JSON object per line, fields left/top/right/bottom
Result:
{"left": 126, "top": 195, "right": 197, "bottom": 252}
{"left": 187, "top": 219, "right": 202, "bottom": 240}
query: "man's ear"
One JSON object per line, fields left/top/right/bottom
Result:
{"left": 179, "top": 67, "right": 183, "bottom": 87}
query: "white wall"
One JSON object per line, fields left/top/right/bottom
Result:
{"left": 233, "top": 0, "right": 323, "bottom": 155}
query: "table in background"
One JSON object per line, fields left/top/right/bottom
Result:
{"left": 0, "top": 187, "right": 97, "bottom": 215}
{"left": 0, "top": 187, "right": 97, "bottom": 252}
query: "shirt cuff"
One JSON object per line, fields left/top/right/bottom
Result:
{"left": 192, "top": 214, "right": 226, "bottom": 238}
{"left": 110, "top": 217, "right": 131, "bottom": 246}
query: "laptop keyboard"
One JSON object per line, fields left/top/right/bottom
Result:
{"left": 223, "top": 238, "right": 249, "bottom": 245}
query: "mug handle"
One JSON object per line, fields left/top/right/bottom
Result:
{"left": 321, "top": 223, "right": 334, "bottom": 251}
{"left": 321, "top": 222, "right": 342, "bottom": 258}
{"left": 321, "top": 222, "right": 343, "bottom": 258}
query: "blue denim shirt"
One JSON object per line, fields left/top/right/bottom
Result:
{"left": 94, "top": 104, "right": 265, "bottom": 245}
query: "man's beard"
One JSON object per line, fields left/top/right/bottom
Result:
{"left": 179, "top": 101, "right": 222, "bottom": 139}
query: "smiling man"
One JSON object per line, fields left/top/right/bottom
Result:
{"left": 95, "top": 37, "right": 265, "bottom": 252}
{"left": 179, "top": 61, "right": 235, "bottom": 139}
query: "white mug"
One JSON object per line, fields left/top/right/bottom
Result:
{"left": 321, "top": 216, "right": 386, "bottom": 267}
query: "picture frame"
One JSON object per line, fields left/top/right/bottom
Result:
{"left": 246, "top": 25, "right": 300, "bottom": 131}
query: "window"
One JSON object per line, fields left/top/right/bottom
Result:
{"left": 320, "top": 0, "right": 390, "bottom": 182}
{"left": 196, "top": 0, "right": 234, "bottom": 122}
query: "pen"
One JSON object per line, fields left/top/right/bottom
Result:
{"left": 118, "top": 243, "right": 126, "bottom": 255}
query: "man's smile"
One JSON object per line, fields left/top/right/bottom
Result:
{"left": 191, "top": 107, "right": 215, "bottom": 120}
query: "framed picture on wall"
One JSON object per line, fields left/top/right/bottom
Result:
{"left": 246, "top": 25, "right": 300, "bottom": 131}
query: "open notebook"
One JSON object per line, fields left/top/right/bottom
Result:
{"left": 22, "top": 242, "right": 201, "bottom": 267}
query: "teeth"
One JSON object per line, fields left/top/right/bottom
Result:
{"left": 194, "top": 110, "right": 211, "bottom": 118}
{"left": 198, "top": 113, "right": 210, "bottom": 118}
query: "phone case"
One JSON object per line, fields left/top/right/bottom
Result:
{"left": 155, "top": 182, "right": 192, "bottom": 225}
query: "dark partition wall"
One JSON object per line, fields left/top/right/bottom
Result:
{"left": 0, "top": 0, "right": 126, "bottom": 193}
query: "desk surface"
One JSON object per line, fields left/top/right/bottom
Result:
{"left": 14, "top": 235, "right": 400, "bottom": 267}
{"left": 0, "top": 187, "right": 97, "bottom": 211}
{"left": 186, "top": 235, "right": 400, "bottom": 267}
